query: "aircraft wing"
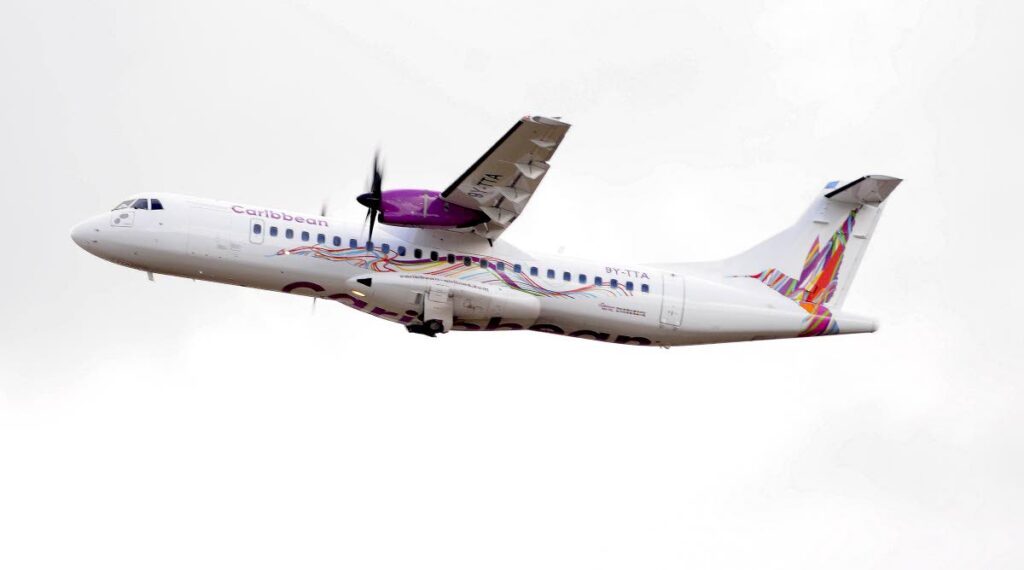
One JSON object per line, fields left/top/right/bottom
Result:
{"left": 441, "top": 115, "right": 570, "bottom": 241}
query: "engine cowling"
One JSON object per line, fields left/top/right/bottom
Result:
{"left": 357, "top": 189, "right": 489, "bottom": 229}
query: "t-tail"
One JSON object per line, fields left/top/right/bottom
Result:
{"left": 654, "top": 174, "right": 901, "bottom": 341}
{"left": 718, "top": 175, "right": 901, "bottom": 336}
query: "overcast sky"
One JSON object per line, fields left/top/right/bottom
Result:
{"left": 2, "top": 1, "right": 1022, "bottom": 568}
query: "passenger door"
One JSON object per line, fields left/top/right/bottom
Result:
{"left": 249, "top": 218, "right": 265, "bottom": 244}
{"left": 659, "top": 272, "right": 685, "bottom": 328}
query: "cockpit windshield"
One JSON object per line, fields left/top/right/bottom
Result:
{"left": 111, "top": 198, "right": 164, "bottom": 211}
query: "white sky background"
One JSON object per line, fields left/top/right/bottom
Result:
{"left": 1, "top": 0, "right": 1022, "bottom": 568}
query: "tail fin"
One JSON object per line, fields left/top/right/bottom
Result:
{"left": 721, "top": 175, "right": 901, "bottom": 310}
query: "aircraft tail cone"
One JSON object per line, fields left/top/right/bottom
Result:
{"left": 834, "top": 311, "right": 878, "bottom": 334}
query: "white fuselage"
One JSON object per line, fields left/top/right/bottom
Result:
{"left": 71, "top": 193, "right": 875, "bottom": 347}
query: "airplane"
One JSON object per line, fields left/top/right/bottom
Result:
{"left": 71, "top": 115, "right": 901, "bottom": 347}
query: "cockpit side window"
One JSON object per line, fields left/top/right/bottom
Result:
{"left": 132, "top": 199, "right": 149, "bottom": 210}
{"left": 151, "top": 198, "right": 164, "bottom": 210}
{"left": 112, "top": 200, "right": 133, "bottom": 211}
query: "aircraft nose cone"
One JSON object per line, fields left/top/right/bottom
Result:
{"left": 70, "top": 220, "right": 92, "bottom": 250}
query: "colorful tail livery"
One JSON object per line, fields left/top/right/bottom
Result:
{"left": 725, "top": 175, "right": 901, "bottom": 336}
{"left": 71, "top": 115, "right": 902, "bottom": 347}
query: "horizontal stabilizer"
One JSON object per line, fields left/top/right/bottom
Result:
{"left": 825, "top": 175, "right": 902, "bottom": 205}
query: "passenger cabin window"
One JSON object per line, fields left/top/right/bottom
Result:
{"left": 480, "top": 260, "right": 489, "bottom": 269}
{"left": 610, "top": 279, "right": 619, "bottom": 289}
{"left": 332, "top": 236, "right": 341, "bottom": 246}
{"left": 430, "top": 251, "right": 439, "bottom": 261}
{"left": 447, "top": 253, "right": 456, "bottom": 264}
{"left": 382, "top": 244, "right": 390, "bottom": 254}
{"left": 285, "top": 229, "right": 294, "bottom": 239}
{"left": 562, "top": 271, "right": 571, "bottom": 282}
{"left": 270, "top": 226, "right": 278, "bottom": 237}
{"left": 349, "top": 239, "right": 357, "bottom": 248}
{"left": 626, "top": 281, "right": 634, "bottom": 291}
{"left": 546, "top": 269, "right": 555, "bottom": 279}
{"left": 317, "top": 233, "right": 325, "bottom": 244}
{"left": 132, "top": 199, "right": 149, "bottom": 210}
{"left": 496, "top": 262, "right": 505, "bottom": 271}
{"left": 641, "top": 284, "right": 650, "bottom": 294}
{"left": 397, "top": 246, "right": 406, "bottom": 256}
{"left": 253, "top": 223, "right": 262, "bottom": 235}
{"left": 150, "top": 199, "right": 164, "bottom": 210}
{"left": 578, "top": 274, "right": 587, "bottom": 284}
{"left": 595, "top": 276, "right": 603, "bottom": 286}
{"left": 463, "top": 256, "right": 472, "bottom": 267}
{"left": 514, "top": 264, "right": 522, "bottom": 273}
{"left": 530, "top": 267, "right": 538, "bottom": 276}
{"left": 414, "top": 248, "right": 422, "bottom": 258}
{"left": 365, "top": 241, "right": 374, "bottom": 250}
{"left": 301, "top": 231, "right": 310, "bottom": 242}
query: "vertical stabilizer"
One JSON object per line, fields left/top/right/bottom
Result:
{"left": 721, "top": 175, "right": 901, "bottom": 312}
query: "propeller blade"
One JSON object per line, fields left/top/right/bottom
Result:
{"left": 371, "top": 150, "right": 383, "bottom": 199}
{"left": 354, "top": 149, "right": 384, "bottom": 245}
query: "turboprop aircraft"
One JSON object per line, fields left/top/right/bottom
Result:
{"left": 71, "top": 115, "right": 901, "bottom": 347}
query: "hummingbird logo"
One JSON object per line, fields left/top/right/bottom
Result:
{"left": 748, "top": 209, "right": 858, "bottom": 336}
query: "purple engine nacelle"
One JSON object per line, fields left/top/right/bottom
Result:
{"left": 369, "top": 189, "right": 490, "bottom": 229}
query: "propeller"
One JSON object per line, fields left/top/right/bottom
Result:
{"left": 356, "top": 150, "right": 383, "bottom": 243}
